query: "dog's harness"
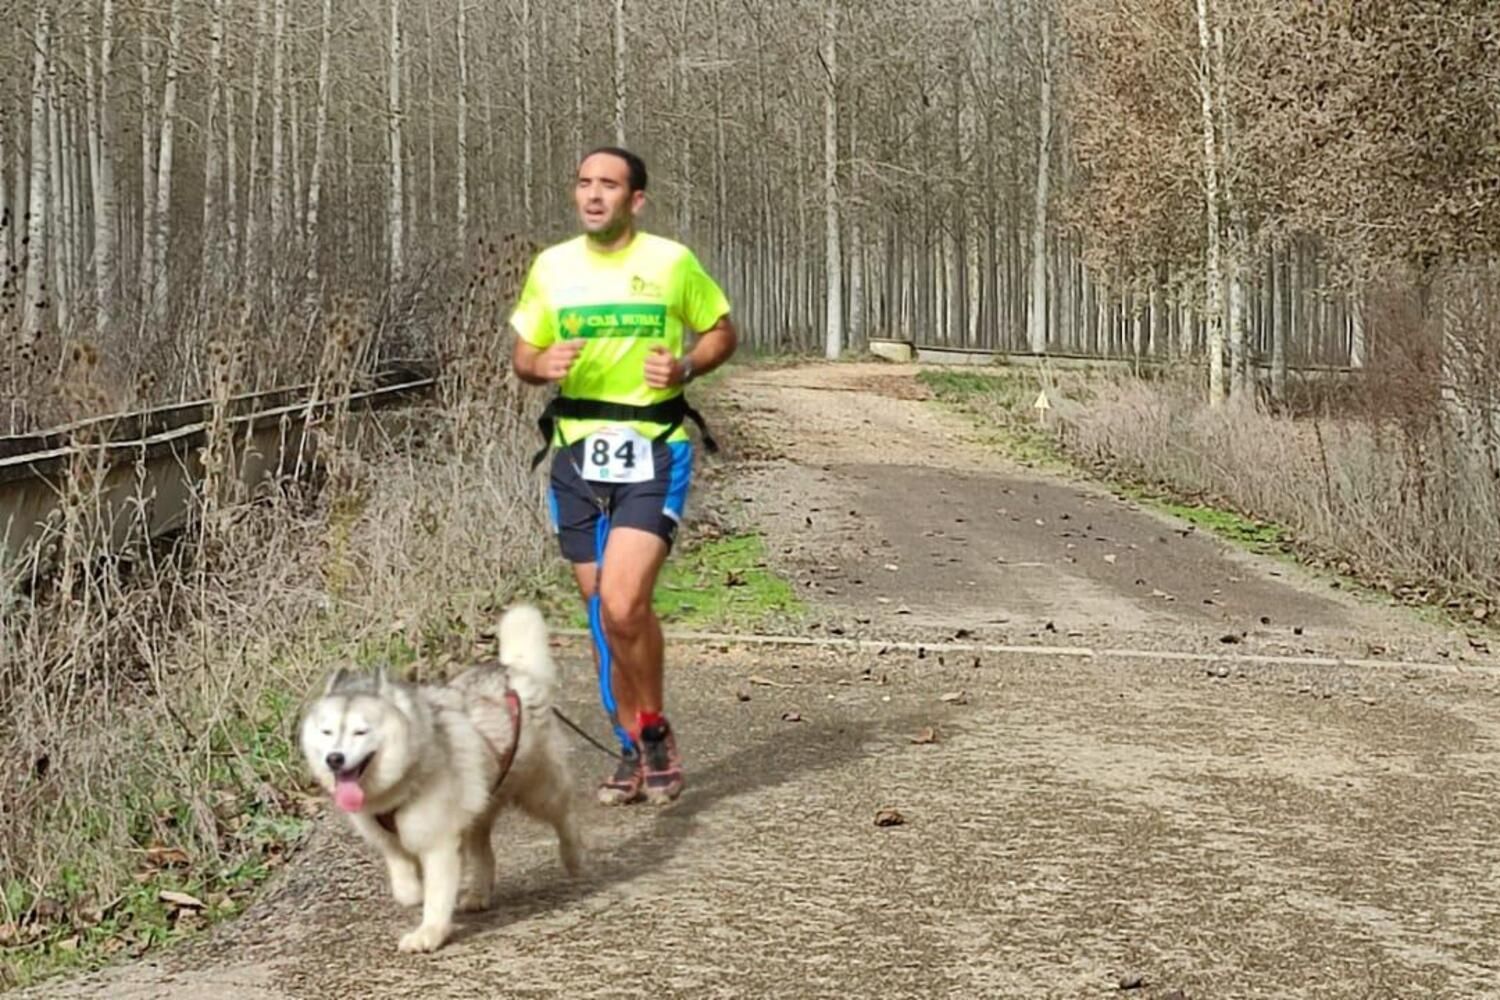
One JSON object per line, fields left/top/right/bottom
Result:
{"left": 372, "top": 686, "right": 523, "bottom": 838}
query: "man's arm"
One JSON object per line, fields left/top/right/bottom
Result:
{"left": 680, "top": 313, "right": 737, "bottom": 384}
{"left": 645, "top": 313, "right": 738, "bottom": 389}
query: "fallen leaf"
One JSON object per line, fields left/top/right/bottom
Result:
{"left": 143, "top": 845, "right": 190, "bottom": 869}
{"left": 748, "top": 674, "right": 791, "bottom": 689}
{"left": 1103, "top": 553, "right": 1118, "bottom": 564}
{"left": 159, "top": 891, "right": 205, "bottom": 910}
{"left": 1118, "top": 973, "right": 1146, "bottom": 990}
{"left": 939, "top": 691, "right": 969, "bottom": 705}
{"left": 874, "top": 808, "right": 905, "bottom": 827}
{"left": 910, "top": 727, "right": 939, "bottom": 744}
{"left": 781, "top": 711, "right": 802, "bottom": 723}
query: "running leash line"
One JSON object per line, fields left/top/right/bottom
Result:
{"left": 550, "top": 705, "right": 629, "bottom": 761}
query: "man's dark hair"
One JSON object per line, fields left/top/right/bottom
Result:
{"left": 581, "top": 146, "right": 648, "bottom": 192}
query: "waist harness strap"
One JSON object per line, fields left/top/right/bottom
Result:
{"left": 529, "top": 394, "right": 719, "bottom": 471}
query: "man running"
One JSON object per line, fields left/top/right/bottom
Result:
{"left": 509, "top": 146, "right": 738, "bottom": 806}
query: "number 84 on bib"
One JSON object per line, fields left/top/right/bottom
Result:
{"left": 581, "top": 426, "right": 656, "bottom": 483}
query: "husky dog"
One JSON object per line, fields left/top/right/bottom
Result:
{"left": 299, "top": 603, "right": 583, "bottom": 953}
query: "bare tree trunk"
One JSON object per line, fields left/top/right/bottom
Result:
{"left": 1212, "top": 19, "right": 1249, "bottom": 398}
{"left": 224, "top": 11, "right": 239, "bottom": 265}
{"left": 46, "top": 49, "right": 70, "bottom": 336}
{"left": 821, "top": 0, "right": 841, "bottom": 359}
{"left": 65, "top": 109, "right": 83, "bottom": 318}
{"left": 613, "top": 0, "right": 626, "bottom": 143}
{"left": 241, "top": 0, "right": 268, "bottom": 285}
{"left": 1349, "top": 286, "right": 1367, "bottom": 368}
{"left": 290, "top": 82, "right": 304, "bottom": 246}
{"left": 0, "top": 114, "right": 9, "bottom": 286}
{"left": 847, "top": 91, "right": 863, "bottom": 347}
{"left": 149, "top": 0, "right": 183, "bottom": 330}
{"left": 1026, "top": 6, "right": 1052, "bottom": 354}
{"left": 424, "top": 1, "right": 438, "bottom": 233}
{"left": 1271, "top": 247, "right": 1287, "bottom": 401}
{"left": 402, "top": 35, "right": 414, "bottom": 243}
{"left": 1149, "top": 275, "right": 1164, "bottom": 359}
{"left": 304, "top": 0, "right": 332, "bottom": 297}
{"left": 711, "top": 0, "right": 727, "bottom": 248}
{"left": 1195, "top": 0, "right": 1225, "bottom": 405}
{"left": 960, "top": 53, "right": 980, "bottom": 345}
{"left": 674, "top": 0, "right": 693, "bottom": 236}
{"left": 572, "top": 0, "right": 583, "bottom": 163}
{"left": 20, "top": 3, "right": 50, "bottom": 358}
{"left": 343, "top": 108, "right": 354, "bottom": 252}
{"left": 138, "top": 17, "right": 156, "bottom": 313}
{"left": 387, "top": 0, "right": 405, "bottom": 283}
{"left": 522, "top": 0, "right": 534, "bottom": 231}
{"left": 456, "top": 0, "right": 469, "bottom": 251}
{"left": 201, "top": 0, "right": 226, "bottom": 303}
{"left": 270, "top": 0, "right": 287, "bottom": 254}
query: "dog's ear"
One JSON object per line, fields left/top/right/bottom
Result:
{"left": 323, "top": 667, "right": 350, "bottom": 695}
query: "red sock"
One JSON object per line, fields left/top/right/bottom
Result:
{"left": 636, "top": 710, "right": 664, "bottom": 734}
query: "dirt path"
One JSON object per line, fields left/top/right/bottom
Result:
{"left": 25, "top": 361, "right": 1500, "bottom": 1000}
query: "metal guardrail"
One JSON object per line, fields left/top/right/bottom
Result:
{"left": 0, "top": 362, "right": 438, "bottom": 578}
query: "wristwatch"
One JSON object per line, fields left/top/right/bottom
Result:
{"left": 679, "top": 355, "right": 696, "bottom": 384}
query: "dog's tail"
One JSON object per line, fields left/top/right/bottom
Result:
{"left": 497, "top": 602, "right": 560, "bottom": 707}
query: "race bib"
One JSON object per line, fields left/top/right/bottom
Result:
{"left": 581, "top": 427, "right": 655, "bottom": 483}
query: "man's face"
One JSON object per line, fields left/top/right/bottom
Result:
{"left": 574, "top": 153, "right": 643, "bottom": 241}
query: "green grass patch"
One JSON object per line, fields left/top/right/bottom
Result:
{"left": 550, "top": 532, "right": 804, "bottom": 633}
{"left": 1118, "top": 485, "right": 1291, "bottom": 557}
{"left": 655, "top": 533, "right": 804, "bottom": 629}
{"left": 916, "top": 368, "right": 1071, "bottom": 469}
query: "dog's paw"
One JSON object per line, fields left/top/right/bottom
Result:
{"left": 397, "top": 923, "right": 450, "bottom": 954}
{"left": 456, "top": 889, "right": 492, "bottom": 913}
{"left": 390, "top": 871, "right": 423, "bottom": 908}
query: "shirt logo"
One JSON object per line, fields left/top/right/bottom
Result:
{"left": 629, "top": 275, "right": 663, "bottom": 299}
{"left": 557, "top": 303, "right": 667, "bottom": 339}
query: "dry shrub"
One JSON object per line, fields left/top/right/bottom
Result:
{"left": 1056, "top": 266, "right": 1500, "bottom": 609}
{"left": 0, "top": 259, "right": 553, "bottom": 983}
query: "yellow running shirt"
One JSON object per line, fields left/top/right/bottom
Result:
{"left": 509, "top": 232, "right": 731, "bottom": 445}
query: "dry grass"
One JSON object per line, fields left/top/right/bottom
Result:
{"left": 0, "top": 237, "right": 555, "bottom": 989}
{"left": 920, "top": 266, "right": 1500, "bottom": 622}
{"left": 1054, "top": 367, "right": 1500, "bottom": 618}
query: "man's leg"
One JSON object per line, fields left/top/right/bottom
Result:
{"left": 595, "top": 526, "right": 671, "bottom": 728}
{"left": 596, "top": 525, "right": 681, "bottom": 803}
{"left": 549, "top": 453, "right": 648, "bottom": 805}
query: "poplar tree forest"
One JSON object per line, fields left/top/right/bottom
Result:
{"left": 1, "top": 0, "right": 1498, "bottom": 434}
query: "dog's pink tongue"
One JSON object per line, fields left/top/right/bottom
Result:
{"left": 333, "top": 776, "right": 365, "bottom": 812}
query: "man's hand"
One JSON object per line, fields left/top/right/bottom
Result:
{"left": 643, "top": 345, "right": 686, "bottom": 389}
{"left": 535, "top": 339, "right": 586, "bottom": 382}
